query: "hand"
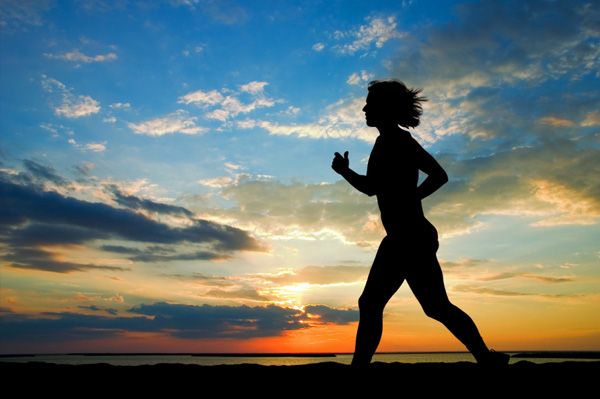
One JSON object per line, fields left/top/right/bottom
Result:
{"left": 331, "top": 151, "right": 349, "bottom": 175}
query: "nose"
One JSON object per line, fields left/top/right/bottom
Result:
{"left": 362, "top": 104, "right": 367, "bottom": 112}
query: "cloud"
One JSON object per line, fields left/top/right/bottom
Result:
{"left": 188, "top": 135, "right": 599, "bottom": 247}
{"left": 453, "top": 284, "right": 585, "bottom": 299}
{"left": 100, "top": 244, "right": 229, "bottom": 262}
{"left": 312, "top": 42, "right": 325, "bottom": 52}
{"left": 305, "top": 304, "right": 358, "bottom": 324}
{"left": 84, "top": 142, "right": 107, "bottom": 152}
{"left": 538, "top": 116, "right": 576, "bottom": 127}
{"left": 582, "top": 111, "right": 600, "bottom": 126}
{"left": 259, "top": 266, "right": 369, "bottom": 285}
{"left": 424, "top": 142, "right": 600, "bottom": 235}
{"left": 0, "top": 301, "right": 358, "bottom": 344}
{"left": 239, "top": 81, "right": 268, "bottom": 95}
{"left": 78, "top": 305, "right": 118, "bottom": 315}
{"left": 529, "top": 179, "right": 600, "bottom": 226}
{"left": 195, "top": 178, "right": 381, "bottom": 245}
{"left": 479, "top": 272, "right": 574, "bottom": 283}
{"left": 0, "top": 170, "right": 263, "bottom": 272}
{"left": 108, "top": 185, "right": 194, "bottom": 217}
{"left": 236, "top": 97, "right": 373, "bottom": 142}
{"left": 41, "top": 75, "right": 100, "bottom": 118}
{"left": 44, "top": 50, "right": 117, "bottom": 63}
{"left": 178, "top": 89, "right": 224, "bottom": 106}
{"left": 128, "top": 110, "right": 206, "bottom": 136}
{"left": 55, "top": 95, "right": 100, "bottom": 118}
{"left": 171, "top": 0, "right": 247, "bottom": 25}
{"left": 198, "top": 176, "right": 235, "bottom": 188}
{"left": 203, "top": 287, "right": 270, "bottom": 302}
{"left": 5, "top": 247, "right": 129, "bottom": 273}
{"left": 110, "top": 102, "right": 131, "bottom": 110}
{"left": 22, "top": 159, "right": 67, "bottom": 186}
{"left": 74, "top": 162, "right": 96, "bottom": 176}
{"left": 67, "top": 138, "right": 108, "bottom": 153}
{"left": 443, "top": 258, "right": 488, "bottom": 269}
{"left": 393, "top": 0, "right": 597, "bottom": 91}
{"left": 381, "top": 0, "right": 599, "bottom": 146}
{"left": 0, "top": 0, "right": 52, "bottom": 31}
{"left": 347, "top": 70, "right": 373, "bottom": 86}
{"left": 334, "top": 16, "right": 405, "bottom": 55}
{"left": 178, "top": 82, "right": 278, "bottom": 123}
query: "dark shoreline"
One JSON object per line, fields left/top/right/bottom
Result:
{"left": 2, "top": 360, "right": 598, "bottom": 395}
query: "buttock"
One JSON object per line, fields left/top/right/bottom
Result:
{"left": 384, "top": 221, "right": 439, "bottom": 253}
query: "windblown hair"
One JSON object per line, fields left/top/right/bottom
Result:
{"left": 367, "top": 80, "right": 427, "bottom": 128}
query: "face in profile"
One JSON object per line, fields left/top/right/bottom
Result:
{"left": 362, "top": 93, "right": 393, "bottom": 128}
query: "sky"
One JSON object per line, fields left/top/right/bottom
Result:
{"left": 0, "top": 0, "right": 599, "bottom": 354}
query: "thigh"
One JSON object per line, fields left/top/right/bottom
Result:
{"left": 406, "top": 253, "right": 450, "bottom": 308}
{"left": 360, "top": 236, "right": 407, "bottom": 305}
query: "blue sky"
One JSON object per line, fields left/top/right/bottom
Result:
{"left": 1, "top": 0, "right": 599, "bottom": 353}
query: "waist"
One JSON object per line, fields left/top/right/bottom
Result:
{"left": 382, "top": 216, "right": 438, "bottom": 244}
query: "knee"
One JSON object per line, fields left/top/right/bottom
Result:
{"left": 422, "top": 301, "right": 452, "bottom": 321}
{"left": 358, "top": 294, "right": 384, "bottom": 314}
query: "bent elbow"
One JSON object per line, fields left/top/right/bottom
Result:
{"left": 440, "top": 171, "right": 449, "bottom": 185}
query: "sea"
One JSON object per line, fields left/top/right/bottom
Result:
{"left": 1, "top": 352, "right": 598, "bottom": 367}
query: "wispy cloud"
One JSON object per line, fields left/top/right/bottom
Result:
{"left": 178, "top": 81, "right": 277, "bottom": 123}
{"left": 347, "top": 70, "right": 373, "bottom": 86}
{"left": 44, "top": 49, "right": 117, "bottom": 63}
{"left": 171, "top": 0, "right": 247, "bottom": 25}
{"left": 128, "top": 110, "right": 206, "bottom": 136}
{"left": 237, "top": 97, "right": 373, "bottom": 141}
{"left": 67, "top": 138, "right": 107, "bottom": 153}
{"left": 334, "top": 16, "right": 405, "bottom": 55}
{"left": 110, "top": 102, "right": 131, "bottom": 110}
{"left": 479, "top": 272, "right": 575, "bottom": 283}
{"left": 41, "top": 75, "right": 100, "bottom": 118}
{"left": 312, "top": 42, "right": 325, "bottom": 52}
{"left": 257, "top": 266, "right": 369, "bottom": 285}
{"left": 453, "top": 284, "right": 585, "bottom": 299}
{"left": 0, "top": 0, "right": 52, "bottom": 31}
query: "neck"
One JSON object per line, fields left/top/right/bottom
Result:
{"left": 377, "top": 124, "right": 404, "bottom": 136}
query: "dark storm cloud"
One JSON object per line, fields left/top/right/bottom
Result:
{"left": 108, "top": 185, "right": 194, "bottom": 217}
{"left": 78, "top": 305, "right": 119, "bottom": 315}
{"left": 305, "top": 305, "right": 358, "bottom": 325}
{"left": 0, "top": 302, "right": 304, "bottom": 342}
{"left": 0, "top": 302, "right": 359, "bottom": 343}
{"left": 0, "top": 171, "right": 262, "bottom": 272}
{"left": 3, "top": 245, "right": 130, "bottom": 273}
{"left": 99, "top": 244, "right": 229, "bottom": 262}
{"left": 394, "top": 0, "right": 598, "bottom": 89}
{"left": 22, "top": 159, "right": 68, "bottom": 186}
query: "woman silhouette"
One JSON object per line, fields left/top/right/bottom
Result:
{"left": 332, "top": 80, "right": 509, "bottom": 367}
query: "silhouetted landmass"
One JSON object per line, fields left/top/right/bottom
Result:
{"left": 513, "top": 351, "right": 600, "bottom": 359}
{"left": 0, "top": 352, "right": 337, "bottom": 358}
{"left": 1, "top": 361, "right": 598, "bottom": 395}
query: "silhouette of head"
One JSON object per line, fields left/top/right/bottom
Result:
{"left": 363, "top": 80, "right": 427, "bottom": 129}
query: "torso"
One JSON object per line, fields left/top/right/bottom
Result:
{"left": 367, "top": 130, "right": 430, "bottom": 237}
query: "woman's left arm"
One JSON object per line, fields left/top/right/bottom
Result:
{"left": 414, "top": 141, "right": 448, "bottom": 200}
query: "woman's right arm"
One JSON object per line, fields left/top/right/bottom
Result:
{"left": 332, "top": 151, "right": 376, "bottom": 196}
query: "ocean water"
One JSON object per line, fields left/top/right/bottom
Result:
{"left": 1, "top": 353, "right": 597, "bottom": 366}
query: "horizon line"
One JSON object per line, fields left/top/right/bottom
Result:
{"left": 2, "top": 350, "right": 600, "bottom": 358}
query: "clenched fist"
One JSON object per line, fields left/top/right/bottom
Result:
{"left": 332, "top": 151, "right": 350, "bottom": 175}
